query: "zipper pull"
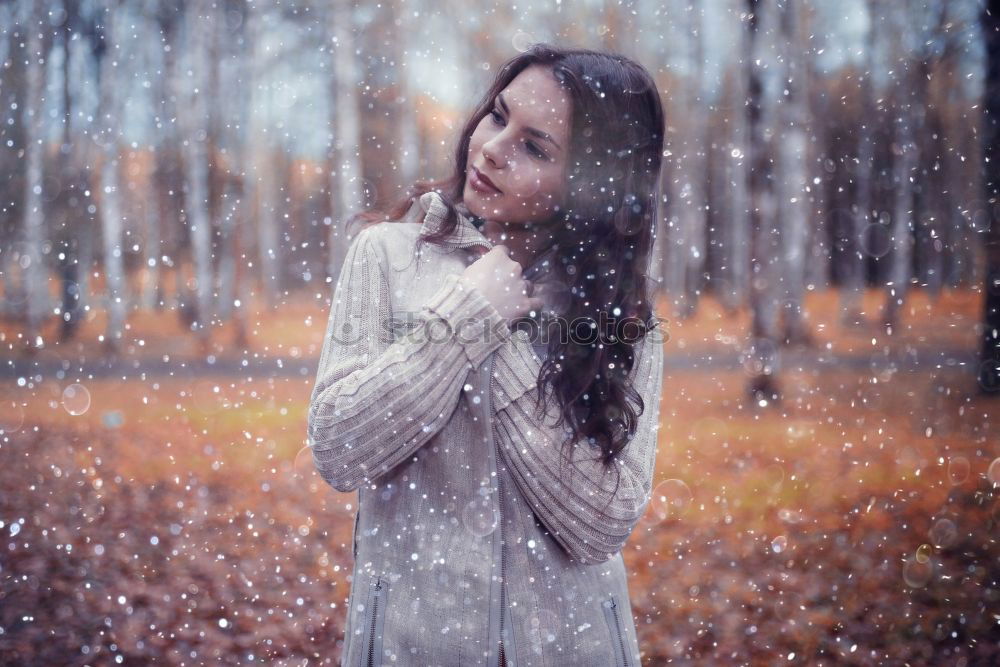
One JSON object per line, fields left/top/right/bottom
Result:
{"left": 375, "top": 576, "right": 383, "bottom": 590}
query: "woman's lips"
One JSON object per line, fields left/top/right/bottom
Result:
{"left": 470, "top": 166, "right": 502, "bottom": 194}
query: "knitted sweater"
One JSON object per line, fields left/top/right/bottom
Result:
{"left": 307, "top": 190, "right": 665, "bottom": 666}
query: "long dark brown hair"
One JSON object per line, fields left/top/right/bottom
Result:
{"left": 347, "top": 43, "right": 665, "bottom": 495}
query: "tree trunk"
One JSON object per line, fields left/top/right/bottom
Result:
{"left": 724, "top": 0, "right": 750, "bottom": 314}
{"left": 247, "top": 6, "right": 280, "bottom": 309}
{"left": 178, "top": 3, "right": 215, "bottom": 346}
{"left": 842, "top": 0, "right": 877, "bottom": 327}
{"left": 665, "top": 0, "right": 707, "bottom": 320}
{"left": 328, "top": 0, "right": 364, "bottom": 284}
{"left": 97, "top": 0, "right": 127, "bottom": 354}
{"left": 22, "top": 0, "right": 51, "bottom": 347}
{"left": 745, "top": 0, "right": 783, "bottom": 406}
{"left": 979, "top": 0, "right": 1000, "bottom": 394}
{"left": 777, "top": 0, "right": 813, "bottom": 347}
{"left": 883, "top": 5, "right": 918, "bottom": 334}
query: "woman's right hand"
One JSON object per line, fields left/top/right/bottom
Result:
{"left": 460, "top": 245, "right": 544, "bottom": 324}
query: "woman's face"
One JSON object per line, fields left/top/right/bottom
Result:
{"left": 463, "top": 64, "right": 572, "bottom": 226}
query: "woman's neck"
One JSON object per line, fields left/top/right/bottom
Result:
{"left": 480, "top": 219, "right": 557, "bottom": 269}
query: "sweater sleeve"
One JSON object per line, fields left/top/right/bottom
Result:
{"left": 490, "top": 328, "right": 665, "bottom": 565}
{"left": 307, "top": 226, "right": 510, "bottom": 492}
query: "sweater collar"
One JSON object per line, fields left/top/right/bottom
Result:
{"left": 416, "top": 191, "right": 491, "bottom": 249}
{"left": 415, "top": 190, "right": 558, "bottom": 280}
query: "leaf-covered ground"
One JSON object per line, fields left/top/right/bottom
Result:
{"left": 2, "top": 287, "right": 998, "bottom": 664}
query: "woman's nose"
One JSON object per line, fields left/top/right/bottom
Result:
{"left": 482, "top": 139, "right": 507, "bottom": 169}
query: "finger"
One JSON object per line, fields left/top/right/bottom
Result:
{"left": 521, "top": 295, "right": 543, "bottom": 313}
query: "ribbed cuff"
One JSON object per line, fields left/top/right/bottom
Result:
{"left": 424, "top": 273, "right": 511, "bottom": 368}
{"left": 492, "top": 330, "right": 544, "bottom": 412}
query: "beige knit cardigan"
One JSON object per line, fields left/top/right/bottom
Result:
{"left": 308, "top": 190, "right": 665, "bottom": 666}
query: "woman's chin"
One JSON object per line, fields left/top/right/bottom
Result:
{"left": 464, "top": 183, "right": 503, "bottom": 211}
{"left": 462, "top": 186, "right": 496, "bottom": 218}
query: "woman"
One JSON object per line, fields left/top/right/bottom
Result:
{"left": 308, "top": 43, "right": 666, "bottom": 667}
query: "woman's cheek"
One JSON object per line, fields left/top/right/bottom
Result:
{"left": 508, "top": 165, "right": 544, "bottom": 198}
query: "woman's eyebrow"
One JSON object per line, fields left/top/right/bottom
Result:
{"left": 497, "top": 92, "right": 562, "bottom": 152}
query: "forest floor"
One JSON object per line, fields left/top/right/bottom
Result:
{"left": 1, "top": 285, "right": 998, "bottom": 664}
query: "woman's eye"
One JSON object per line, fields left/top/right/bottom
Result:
{"left": 526, "top": 142, "right": 546, "bottom": 159}
{"left": 489, "top": 108, "right": 547, "bottom": 160}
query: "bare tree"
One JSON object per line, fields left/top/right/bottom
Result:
{"left": 775, "top": 0, "right": 813, "bottom": 346}
{"left": 716, "top": 0, "right": 751, "bottom": 314}
{"left": 176, "top": 2, "right": 215, "bottom": 347}
{"left": 55, "top": 0, "right": 90, "bottom": 341}
{"left": 883, "top": 1, "right": 918, "bottom": 334}
{"left": 21, "top": 0, "right": 53, "bottom": 347}
{"left": 744, "top": 0, "right": 783, "bottom": 405}
{"left": 246, "top": 4, "right": 281, "bottom": 308}
{"left": 95, "top": 0, "right": 128, "bottom": 353}
{"left": 215, "top": 0, "right": 251, "bottom": 350}
{"left": 979, "top": 0, "right": 1000, "bottom": 394}
{"left": 0, "top": 1, "right": 28, "bottom": 319}
{"left": 842, "top": 0, "right": 877, "bottom": 327}
{"left": 326, "top": 0, "right": 364, "bottom": 284}
{"left": 664, "top": 0, "right": 708, "bottom": 319}
{"left": 802, "top": 0, "right": 831, "bottom": 294}
{"left": 388, "top": 0, "right": 420, "bottom": 189}
{"left": 153, "top": 2, "right": 185, "bottom": 318}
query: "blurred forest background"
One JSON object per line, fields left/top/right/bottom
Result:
{"left": 2, "top": 0, "right": 1000, "bottom": 664}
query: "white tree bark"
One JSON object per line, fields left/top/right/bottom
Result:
{"left": 140, "top": 10, "right": 163, "bottom": 312}
{"left": 328, "top": 0, "right": 364, "bottom": 284}
{"left": 247, "top": 4, "right": 280, "bottom": 307}
{"left": 745, "top": 0, "right": 784, "bottom": 402}
{"left": 884, "top": 2, "right": 918, "bottom": 332}
{"left": 777, "top": 0, "right": 811, "bottom": 344}
{"left": 178, "top": 2, "right": 215, "bottom": 340}
{"left": 665, "top": 0, "right": 707, "bottom": 319}
{"left": 216, "top": 2, "right": 249, "bottom": 325}
{"left": 97, "top": 0, "right": 127, "bottom": 352}
{"left": 22, "top": 0, "right": 51, "bottom": 343}
{"left": 391, "top": 0, "right": 420, "bottom": 189}
{"left": 724, "top": 0, "right": 750, "bottom": 312}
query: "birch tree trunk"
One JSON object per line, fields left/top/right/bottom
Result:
{"left": 178, "top": 3, "right": 215, "bottom": 344}
{"left": 883, "top": 4, "right": 917, "bottom": 334}
{"left": 722, "top": 0, "right": 750, "bottom": 314}
{"left": 247, "top": 6, "right": 280, "bottom": 308}
{"left": 0, "top": 1, "right": 27, "bottom": 319}
{"left": 328, "top": 0, "right": 364, "bottom": 284}
{"left": 389, "top": 0, "right": 420, "bottom": 190}
{"left": 56, "top": 0, "right": 87, "bottom": 341}
{"left": 22, "top": 0, "right": 51, "bottom": 347}
{"left": 978, "top": 0, "right": 1000, "bottom": 394}
{"left": 97, "top": 0, "right": 127, "bottom": 353}
{"left": 777, "top": 0, "right": 812, "bottom": 346}
{"left": 842, "top": 0, "right": 877, "bottom": 326}
{"left": 154, "top": 4, "right": 183, "bottom": 314}
{"left": 745, "top": 0, "right": 783, "bottom": 405}
{"left": 140, "top": 9, "right": 163, "bottom": 312}
{"left": 665, "top": 0, "right": 707, "bottom": 319}
{"left": 803, "top": 0, "right": 830, "bottom": 293}
{"left": 216, "top": 0, "right": 249, "bottom": 339}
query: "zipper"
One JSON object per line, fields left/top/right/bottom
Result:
{"left": 498, "top": 443, "right": 507, "bottom": 667}
{"left": 602, "top": 594, "right": 631, "bottom": 667}
{"left": 362, "top": 574, "right": 387, "bottom": 667}
{"left": 484, "top": 352, "right": 512, "bottom": 667}
{"left": 351, "top": 505, "right": 361, "bottom": 560}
